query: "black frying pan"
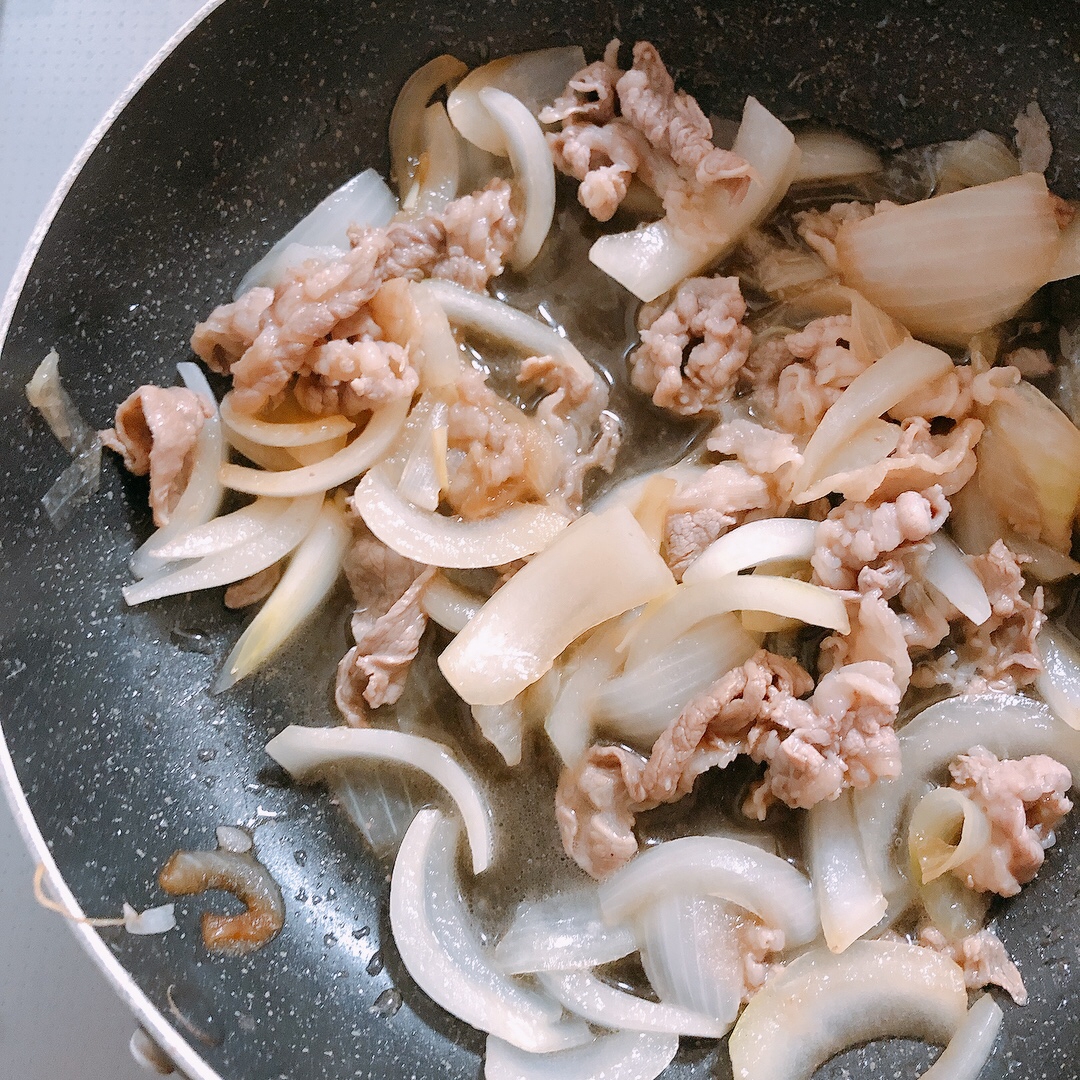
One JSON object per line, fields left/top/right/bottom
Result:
{"left": 3, "top": 1, "right": 1080, "bottom": 1077}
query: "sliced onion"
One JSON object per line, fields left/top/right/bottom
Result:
{"left": 223, "top": 425, "right": 300, "bottom": 471}
{"left": 804, "top": 790, "right": 886, "bottom": 954}
{"left": 919, "top": 870, "right": 990, "bottom": 944}
{"left": 122, "top": 492, "right": 322, "bottom": 605}
{"left": 589, "top": 96, "right": 800, "bottom": 302}
{"left": 439, "top": 506, "right": 675, "bottom": 706}
{"left": 1037, "top": 624, "right": 1080, "bottom": 730}
{"left": 326, "top": 764, "right": 424, "bottom": 859}
{"left": 122, "top": 902, "right": 177, "bottom": 936}
{"left": 420, "top": 572, "right": 484, "bottom": 633}
{"left": 391, "top": 809, "right": 589, "bottom": 1051}
{"left": 598, "top": 836, "right": 819, "bottom": 947}
{"left": 220, "top": 397, "right": 410, "bottom": 497}
{"left": 727, "top": 940, "right": 967, "bottom": 1080}
{"left": 218, "top": 391, "right": 354, "bottom": 447}
{"left": 933, "top": 131, "right": 1020, "bottom": 195}
{"left": 214, "top": 498, "right": 351, "bottom": 691}
{"left": 630, "top": 475, "right": 678, "bottom": 551}
{"left": 287, "top": 434, "right": 348, "bottom": 466}
{"left": 485, "top": 1029, "right": 678, "bottom": 1080}
{"left": 152, "top": 496, "right": 293, "bottom": 561}
{"left": 494, "top": 887, "right": 637, "bottom": 975}
{"left": 447, "top": 46, "right": 586, "bottom": 155}
{"left": 848, "top": 292, "right": 910, "bottom": 366}
{"left": 472, "top": 700, "right": 525, "bottom": 766}
{"left": 539, "top": 970, "right": 729, "bottom": 1039}
{"left": 792, "top": 338, "right": 954, "bottom": 500}
{"left": 923, "top": 994, "right": 1003, "bottom": 1080}
{"left": 235, "top": 169, "right": 398, "bottom": 297}
{"left": 406, "top": 103, "right": 462, "bottom": 212}
{"left": 396, "top": 397, "right": 450, "bottom": 511}
{"left": 908, "top": 786, "right": 991, "bottom": 884}
{"left": 835, "top": 173, "right": 1062, "bottom": 345}
{"left": 793, "top": 129, "right": 882, "bottom": 182}
{"left": 215, "top": 826, "right": 252, "bottom": 853}
{"left": 682, "top": 518, "right": 818, "bottom": 584}
{"left": 620, "top": 575, "right": 849, "bottom": 670}
{"left": 923, "top": 533, "right": 991, "bottom": 626}
{"left": 479, "top": 88, "right": 555, "bottom": 270}
{"left": 354, "top": 464, "right": 569, "bottom": 568}
{"left": 799, "top": 417, "right": 903, "bottom": 503}
{"left": 409, "top": 284, "right": 468, "bottom": 388}
{"left": 266, "top": 726, "right": 494, "bottom": 873}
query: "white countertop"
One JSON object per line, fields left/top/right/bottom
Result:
{"left": 0, "top": 3, "right": 205, "bottom": 1076}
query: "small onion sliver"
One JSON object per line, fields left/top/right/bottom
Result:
{"left": 923, "top": 534, "right": 992, "bottom": 625}
{"left": 682, "top": 518, "right": 818, "bottom": 583}
{"left": 219, "top": 392, "right": 355, "bottom": 447}
{"left": 122, "top": 903, "right": 177, "bottom": 936}
{"left": 1036, "top": 625, "right": 1080, "bottom": 730}
{"left": 421, "top": 572, "right": 485, "bottom": 633}
{"left": 793, "top": 129, "right": 883, "bottom": 182}
{"left": 484, "top": 1029, "right": 679, "bottom": 1080}
{"left": 922, "top": 994, "right": 1003, "bottom": 1080}
{"left": 223, "top": 425, "right": 300, "bottom": 471}
{"left": 354, "top": 464, "right": 570, "bottom": 569}
{"left": 598, "top": 836, "right": 818, "bottom": 947}
{"left": 727, "top": 940, "right": 967, "bottom": 1080}
{"left": 265, "top": 725, "right": 494, "bottom": 873}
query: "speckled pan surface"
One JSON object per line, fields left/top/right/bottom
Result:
{"left": 2, "top": 0, "right": 1080, "bottom": 1077}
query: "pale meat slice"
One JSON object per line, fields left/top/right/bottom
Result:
{"left": 917, "top": 924, "right": 1028, "bottom": 1005}
{"left": 100, "top": 384, "right": 213, "bottom": 527}
{"left": 538, "top": 39, "right": 622, "bottom": 125}
{"left": 794, "top": 202, "right": 873, "bottom": 271}
{"left": 820, "top": 591, "right": 914, "bottom": 695}
{"left": 224, "top": 563, "right": 283, "bottom": 609}
{"left": 1013, "top": 100, "right": 1053, "bottom": 175}
{"left": 948, "top": 746, "right": 1072, "bottom": 898}
{"left": 888, "top": 364, "right": 1019, "bottom": 423}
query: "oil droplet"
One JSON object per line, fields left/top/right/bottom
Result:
{"left": 370, "top": 988, "right": 402, "bottom": 1018}
{"left": 366, "top": 951, "right": 384, "bottom": 976}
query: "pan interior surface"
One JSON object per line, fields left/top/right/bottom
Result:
{"left": 1, "top": 1, "right": 1079, "bottom": 1077}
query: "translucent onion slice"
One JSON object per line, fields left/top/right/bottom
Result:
{"left": 922, "top": 994, "right": 1003, "bottom": 1080}
{"left": 1037, "top": 625, "right": 1080, "bottom": 730}
{"left": 396, "top": 398, "right": 450, "bottom": 511}
{"left": 798, "top": 417, "right": 903, "bottom": 503}
{"left": 804, "top": 790, "right": 886, "bottom": 954}
{"left": 598, "top": 836, "right": 819, "bottom": 947}
{"left": 234, "top": 169, "right": 398, "bottom": 297}
{"left": 479, "top": 88, "right": 555, "bottom": 270}
{"left": 218, "top": 391, "right": 354, "bottom": 447}
{"left": 220, "top": 397, "right": 410, "bottom": 497}
{"left": 727, "top": 941, "right": 967, "bottom": 1080}
{"left": 129, "top": 362, "right": 226, "bottom": 579}
{"left": 792, "top": 338, "right": 954, "bottom": 500}
{"left": 152, "top": 496, "right": 293, "bottom": 561}
{"left": 391, "top": 809, "right": 589, "bottom": 1051}
{"left": 485, "top": 1029, "right": 678, "bottom": 1080}
{"left": 287, "top": 434, "right": 348, "bottom": 466}
{"left": 933, "top": 131, "right": 1020, "bottom": 195}
{"left": 472, "top": 700, "right": 525, "bottom": 766}
{"left": 589, "top": 96, "right": 800, "bottom": 302}
{"left": 834, "top": 173, "right": 1062, "bottom": 345}
{"left": 389, "top": 55, "right": 469, "bottom": 196}
{"left": 266, "top": 725, "right": 493, "bottom": 872}
{"left": 849, "top": 292, "right": 910, "bottom": 367}
{"left": 421, "top": 572, "right": 484, "bottom": 633}
{"left": 539, "top": 970, "right": 729, "bottom": 1039}
{"left": 923, "top": 534, "right": 991, "bottom": 625}
{"left": 123, "top": 492, "right": 322, "bottom": 606}
{"left": 908, "top": 786, "right": 991, "bottom": 884}
{"left": 682, "top": 518, "right": 818, "bottom": 584}
{"left": 354, "top": 464, "right": 570, "bottom": 569}
{"left": 214, "top": 498, "right": 350, "bottom": 691}
{"left": 793, "top": 129, "right": 882, "bottom": 182}
{"left": 495, "top": 887, "right": 637, "bottom": 975}
{"left": 919, "top": 870, "right": 990, "bottom": 944}
{"left": 447, "top": 46, "right": 586, "bottom": 155}
{"left": 326, "top": 764, "right": 423, "bottom": 859}
{"left": 439, "top": 506, "right": 675, "bottom": 706}
{"left": 620, "top": 575, "right": 849, "bottom": 670}
{"left": 408, "top": 103, "right": 462, "bottom": 213}
{"left": 223, "top": 425, "right": 300, "bottom": 471}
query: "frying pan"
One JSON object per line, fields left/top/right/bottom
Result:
{"left": 3, "top": 1, "right": 1080, "bottom": 1077}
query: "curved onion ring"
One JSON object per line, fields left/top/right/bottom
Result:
{"left": 420, "top": 572, "right": 485, "bottom": 633}
{"left": 907, "top": 786, "right": 991, "bottom": 884}
{"left": 922, "top": 994, "right": 1003, "bottom": 1080}
{"left": 218, "top": 391, "right": 355, "bottom": 447}
{"left": 682, "top": 518, "right": 818, "bottom": 584}
{"left": 265, "top": 725, "right": 494, "bottom": 874}
{"left": 484, "top": 1029, "right": 678, "bottom": 1080}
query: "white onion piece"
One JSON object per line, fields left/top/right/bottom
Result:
{"left": 805, "top": 791, "right": 886, "bottom": 954}
{"left": 539, "top": 970, "right": 729, "bottom": 1039}
{"left": 411, "top": 103, "right": 461, "bottom": 212}
{"left": 389, "top": 55, "right": 469, "bottom": 196}
{"left": 593, "top": 615, "right": 759, "bottom": 746}
{"left": 396, "top": 398, "right": 449, "bottom": 511}
{"left": 152, "top": 496, "right": 292, "bottom": 561}
{"left": 129, "top": 363, "right": 226, "bottom": 579}
{"left": 855, "top": 695, "right": 1080, "bottom": 910}
{"left": 287, "top": 434, "right": 348, "bottom": 466}
{"left": 122, "top": 492, "right": 322, "bottom": 606}
{"left": 1037, "top": 625, "right": 1080, "bottom": 730}
{"left": 792, "top": 338, "right": 954, "bottom": 500}
{"left": 621, "top": 575, "right": 849, "bottom": 670}
{"left": 682, "top": 519, "right": 818, "bottom": 584}
{"left": 472, "top": 700, "right": 525, "bottom": 766}
{"left": 439, "top": 506, "right": 675, "bottom": 706}
{"left": 409, "top": 284, "right": 467, "bottom": 388}
{"left": 835, "top": 173, "right": 1062, "bottom": 345}
{"left": 798, "top": 417, "right": 904, "bottom": 502}
{"left": 599, "top": 836, "right": 818, "bottom": 947}
{"left": 793, "top": 129, "right": 882, "bottom": 182}
{"left": 223, "top": 425, "right": 300, "bottom": 471}
{"left": 479, "top": 88, "right": 555, "bottom": 270}
{"left": 214, "top": 826, "right": 252, "bottom": 854}
{"left": 220, "top": 397, "right": 409, "bottom": 497}
{"left": 922, "top": 994, "right": 1002, "bottom": 1080}
{"left": 495, "top": 887, "right": 637, "bottom": 975}
{"left": 326, "top": 764, "right": 423, "bottom": 859}
{"left": 234, "top": 169, "right": 398, "bottom": 297}
{"left": 728, "top": 940, "right": 967, "bottom": 1080}
{"left": 908, "top": 786, "right": 991, "bottom": 883}
{"left": 447, "top": 46, "right": 586, "bottom": 155}
{"left": 392, "top": 810, "right": 589, "bottom": 1051}
{"left": 214, "top": 498, "right": 351, "bottom": 691}
{"left": 589, "top": 96, "right": 800, "bottom": 302}
{"left": 485, "top": 1029, "right": 678, "bottom": 1080}
{"left": 218, "top": 391, "right": 354, "bottom": 447}
{"left": 265, "top": 726, "right": 494, "bottom": 873}
{"left": 920, "top": 870, "right": 990, "bottom": 944}
{"left": 420, "top": 572, "right": 484, "bottom": 633}
{"left": 923, "top": 534, "right": 992, "bottom": 625}
{"left": 122, "top": 903, "right": 176, "bottom": 936}
{"left": 354, "top": 465, "right": 569, "bottom": 568}
{"left": 590, "top": 463, "right": 708, "bottom": 518}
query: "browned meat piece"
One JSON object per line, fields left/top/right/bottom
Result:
{"left": 100, "top": 384, "right": 212, "bottom": 527}
{"left": 224, "top": 563, "right": 283, "bottom": 609}
{"left": 949, "top": 747, "right": 1072, "bottom": 897}
{"left": 917, "top": 924, "right": 1028, "bottom": 1005}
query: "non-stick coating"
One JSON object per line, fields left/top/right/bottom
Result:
{"left": 2, "top": 1, "right": 1080, "bottom": 1077}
